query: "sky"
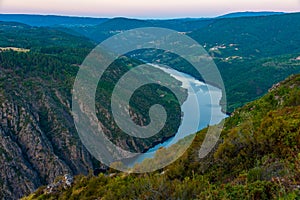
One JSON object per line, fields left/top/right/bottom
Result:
{"left": 1, "top": 0, "right": 300, "bottom": 18}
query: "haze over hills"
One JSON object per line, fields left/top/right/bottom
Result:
{"left": 0, "top": 12, "right": 299, "bottom": 199}
{"left": 217, "top": 11, "right": 285, "bottom": 18}
{"left": 0, "top": 11, "right": 288, "bottom": 27}
{"left": 0, "top": 14, "right": 109, "bottom": 27}
{"left": 59, "top": 11, "right": 300, "bottom": 111}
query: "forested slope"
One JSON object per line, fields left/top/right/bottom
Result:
{"left": 0, "top": 13, "right": 299, "bottom": 198}
{"left": 25, "top": 74, "right": 300, "bottom": 199}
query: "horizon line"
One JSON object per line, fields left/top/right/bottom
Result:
{"left": 0, "top": 10, "right": 297, "bottom": 20}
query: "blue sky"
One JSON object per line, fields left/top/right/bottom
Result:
{"left": 1, "top": 0, "right": 300, "bottom": 18}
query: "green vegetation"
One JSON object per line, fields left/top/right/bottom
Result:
{"left": 189, "top": 13, "right": 300, "bottom": 111}
{"left": 0, "top": 22, "right": 186, "bottom": 154}
{"left": 1, "top": 13, "right": 300, "bottom": 113}
{"left": 63, "top": 12, "right": 300, "bottom": 112}
{"left": 0, "top": 13, "right": 299, "bottom": 199}
{"left": 94, "top": 55, "right": 186, "bottom": 152}
{"left": 25, "top": 74, "right": 300, "bottom": 199}
{"left": 217, "top": 53, "right": 300, "bottom": 111}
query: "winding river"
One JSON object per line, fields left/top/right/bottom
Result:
{"left": 129, "top": 64, "right": 227, "bottom": 166}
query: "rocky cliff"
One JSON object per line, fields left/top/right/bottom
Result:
{"left": 0, "top": 85, "right": 94, "bottom": 199}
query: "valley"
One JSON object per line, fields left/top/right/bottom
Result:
{"left": 0, "top": 12, "right": 299, "bottom": 199}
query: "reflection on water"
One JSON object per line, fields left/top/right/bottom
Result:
{"left": 128, "top": 64, "right": 227, "bottom": 166}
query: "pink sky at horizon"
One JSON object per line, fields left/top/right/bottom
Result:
{"left": 1, "top": 0, "right": 300, "bottom": 18}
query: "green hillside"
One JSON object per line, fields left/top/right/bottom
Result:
{"left": 2, "top": 13, "right": 300, "bottom": 113}
{"left": 62, "top": 12, "right": 300, "bottom": 112}
{"left": 189, "top": 13, "right": 300, "bottom": 111}
{"left": 24, "top": 74, "right": 300, "bottom": 199}
{"left": 0, "top": 13, "right": 299, "bottom": 198}
{"left": 0, "top": 22, "right": 187, "bottom": 198}
{"left": 189, "top": 13, "right": 300, "bottom": 58}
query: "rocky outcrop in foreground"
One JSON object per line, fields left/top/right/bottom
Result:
{"left": 0, "top": 88, "right": 94, "bottom": 199}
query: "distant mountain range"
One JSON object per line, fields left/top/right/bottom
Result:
{"left": 0, "top": 11, "right": 286, "bottom": 27}
{"left": 217, "top": 11, "right": 285, "bottom": 18}
{"left": 0, "top": 14, "right": 109, "bottom": 27}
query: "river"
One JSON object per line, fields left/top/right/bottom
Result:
{"left": 128, "top": 64, "right": 227, "bottom": 166}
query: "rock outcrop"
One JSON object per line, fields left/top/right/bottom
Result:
{"left": 0, "top": 88, "right": 94, "bottom": 199}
